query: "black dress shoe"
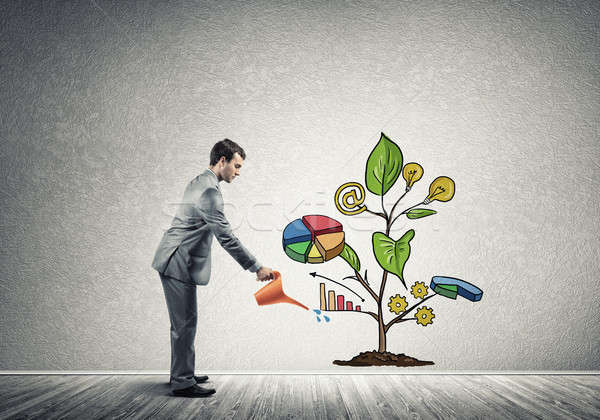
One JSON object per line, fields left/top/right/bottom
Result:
{"left": 168, "top": 375, "right": 209, "bottom": 385}
{"left": 172, "top": 384, "right": 216, "bottom": 398}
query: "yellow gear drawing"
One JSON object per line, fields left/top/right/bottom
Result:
{"left": 388, "top": 294, "right": 408, "bottom": 315}
{"left": 415, "top": 306, "right": 435, "bottom": 326}
{"left": 411, "top": 281, "right": 429, "bottom": 299}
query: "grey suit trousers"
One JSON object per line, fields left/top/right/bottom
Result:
{"left": 160, "top": 273, "right": 198, "bottom": 391}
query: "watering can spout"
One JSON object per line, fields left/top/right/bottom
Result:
{"left": 254, "top": 271, "right": 309, "bottom": 311}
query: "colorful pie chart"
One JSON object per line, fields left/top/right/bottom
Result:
{"left": 430, "top": 276, "right": 483, "bottom": 302}
{"left": 282, "top": 215, "right": 345, "bottom": 264}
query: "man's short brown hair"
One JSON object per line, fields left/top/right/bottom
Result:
{"left": 209, "top": 139, "right": 246, "bottom": 165}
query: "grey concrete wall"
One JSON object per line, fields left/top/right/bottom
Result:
{"left": 1, "top": 0, "right": 598, "bottom": 371}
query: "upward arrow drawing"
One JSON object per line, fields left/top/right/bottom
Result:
{"left": 309, "top": 272, "right": 365, "bottom": 302}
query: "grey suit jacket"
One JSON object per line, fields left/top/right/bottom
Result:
{"left": 152, "top": 169, "right": 260, "bottom": 285}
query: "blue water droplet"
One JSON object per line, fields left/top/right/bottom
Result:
{"left": 316, "top": 316, "right": 321, "bottom": 323}
{"left": 324, "top": 316, "right": 330, "bottom": 322}
{"left": 313, "top": 309, "right": 322, "bottom": 315}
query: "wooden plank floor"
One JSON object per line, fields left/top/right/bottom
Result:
{"left": 0, "top": 375, "right": 598, "bottom": 419}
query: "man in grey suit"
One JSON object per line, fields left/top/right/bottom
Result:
{"left": 152, "top": 139, "right": 273, "bottom": 398}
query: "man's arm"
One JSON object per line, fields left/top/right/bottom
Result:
{"left": 198, "top": 187, "right": 272, "bottom": 280}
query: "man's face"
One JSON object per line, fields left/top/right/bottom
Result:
{"left": 221, "top": 152, "right": 244, "bottom": 183}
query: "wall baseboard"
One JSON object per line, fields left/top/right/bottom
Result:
{"left": 0, "top": 371, "right": 598, "bottom": 375}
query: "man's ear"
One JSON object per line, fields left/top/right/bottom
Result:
{"left": 218, "top": 156, "right": 226, "bottom": 166}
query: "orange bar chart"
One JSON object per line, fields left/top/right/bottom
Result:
{"left": 319, "top": 283, "right": 362, "bottom": 312}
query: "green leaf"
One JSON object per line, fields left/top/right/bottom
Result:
{"left": 406, "top": 209, "right": 437, "bottom": 219}
{"left": 372, "top": 229, "right": 415, "bottom": 288}
{"left": 338, "top": 243, "right": 360, "bottom": 272}
{"left": 365, "top": 133, "right": 403, "bottom": 196}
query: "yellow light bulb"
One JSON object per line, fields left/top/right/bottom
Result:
{"left": 402, "top": 163, "right": 424, "bottom": 192}
{"left": 424, "top": 176, "right": 455, "bottom": 204}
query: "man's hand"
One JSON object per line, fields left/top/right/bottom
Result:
{"left": 256, "top": 266, "right": 274, "bottom": 282}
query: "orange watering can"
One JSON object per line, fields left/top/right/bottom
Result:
{"left": 254, "top": 271, "right": 309, "bottom": 311}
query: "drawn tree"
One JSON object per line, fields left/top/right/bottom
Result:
{"left": 328, "top": 133, "right": 482, "bottom": 366}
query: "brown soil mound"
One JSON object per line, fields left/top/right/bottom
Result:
{"left": 333, "top": 351, "right": 434, "bottom": 367}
